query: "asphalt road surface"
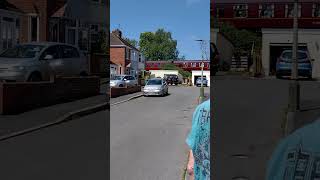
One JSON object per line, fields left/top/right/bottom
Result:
{"left": 212, "top": 78, "right": 292, "bottom": 179}
{"left": 0, "top": 110, "right": 109, "bottom": 180}
{"left": 110, "top": 86, "right": 209, "bottom": 180}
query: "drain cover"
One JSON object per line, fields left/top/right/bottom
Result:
{"left": 232, "top": 176, "right": 249, "bottom": 180}
{"left": 231, "top": 154, "right": 249, "bottom": 159}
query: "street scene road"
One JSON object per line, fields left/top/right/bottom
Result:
{"left": 110, "top": 86, "right": 209, "bottom": 180}
{"left": 213, "top": 76, "right": 320, "bottom": 179}
{"left": 0, "top": 110, "right": 109, "bottom": 180}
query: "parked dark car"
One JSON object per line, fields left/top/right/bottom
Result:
{"left": 276, "top": 50, "right": 313, "bottom": 79}
{"left": 210, "top": 42, "right": 220, "bottom": 75}
{"left": 164, "top": 74, "right": 179, "bottom": 85}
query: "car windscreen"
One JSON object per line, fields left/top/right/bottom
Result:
{"left": 0, "top": 45, "right": 44, "bottom": 58}
{"left": 114, "top": 76, "right": 123, "bottom": 80}
{"left": 281, "top": 52, "right": 308, "bottom": 61}
{"left": 147, "top": 79, "right": 162, "bottom": 85}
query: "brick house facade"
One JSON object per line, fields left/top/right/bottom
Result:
{"left": 211, "top": 0, "right": 320, "bottom": 78}
{"left": 3, "top": 0, "right": 107, "bottom": 53}
{"left": 110, "top": 29, "right": 143, "bottom": 77}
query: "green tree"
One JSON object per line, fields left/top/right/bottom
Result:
{"left": 124, "top": 38, "right": 139, "bottom": 48}
{"left": 161, "top": 63, "right": 191, "bottom": 78}
{"left": 139, "top": 29, "right": 179, "bottom": 61}
{"left": 220, "top": 23, "right": 261, "bottom": 57}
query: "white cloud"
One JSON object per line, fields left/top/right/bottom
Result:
{"left": 186, "top": 0, "right": 201, "bottom": 7}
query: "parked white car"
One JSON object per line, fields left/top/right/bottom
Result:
{"left": 110, "top": 75, "right": 138, "bottom": 87}
{"left": 0, "top": 42, "right": 88, "bottom": 82}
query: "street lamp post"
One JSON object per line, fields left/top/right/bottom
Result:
{"left": 196, "top": 39, "right": 207, "bottom": 104}
{"left": 287, "top": 0, "right": 300, "bottom": 134}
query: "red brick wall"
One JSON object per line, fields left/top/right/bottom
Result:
{"left": 8, "top": 0, "right": 48, "bottom": 42}
{"left": 110, "top": 47, "right": 125, "bottom": 74}
{"left": 110, "top": 86, "right": 141, "bottom": 98}
{"left": 0, "top": 77, "right": 100, "bottom": 115}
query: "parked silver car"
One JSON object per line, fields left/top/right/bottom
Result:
{"left": 143, "top": 78, "right": 168, "bottom": 96}
{"left": 0, "top": 42, "right": 88, "bottom": 82}
{"left": 110, "top": 75, "right": 138, "bottom": 87}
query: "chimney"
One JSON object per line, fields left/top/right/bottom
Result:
{"left": 112, "top": 29, "right": 122, "bottom": 38}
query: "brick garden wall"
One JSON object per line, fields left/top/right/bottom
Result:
{"left": 110, "top": 86, "right": 141, "bottom": 98}
{"left": 0, "top": 76, "right": 100, "bottom": 114}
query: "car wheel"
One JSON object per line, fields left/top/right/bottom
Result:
{"left": 28, "top": 72, "right": 42, "bottom": 82}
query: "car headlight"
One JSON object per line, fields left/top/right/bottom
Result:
{"left": 10, "top": 66, "right": 25, "bottom": 71}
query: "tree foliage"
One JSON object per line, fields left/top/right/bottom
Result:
{"left": 161, "top": 63, "right": 191, "bottom": 78}
{"left": 139, "top": 29, "right": 179, "bottom": 61}
{"left": 124, "top": 38, "right": 139, "bottom": 48}
{"left": 220, "top": 23, "right": 261, "bottom": 57}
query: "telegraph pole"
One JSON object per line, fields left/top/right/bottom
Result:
{"left": 287, "top": 0, "right": 300, "bottom": 134}
{"left": 196, "top": 40, "right": 207, "bottom": 104}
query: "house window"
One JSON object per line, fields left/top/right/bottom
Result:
{"left": 30, "top": 16, "right": 39, "bottom": 42}
{"left": 286, "top": 4, "right": 301, "bottom": 18}
{"left": 259, "top": 4, "right": 274, "bottom": 18}
{"left": 2, "top": 17, "right": 15, "bottom": 50}
{"left": 192, "top": 63, "right": 196, "bottom": 67}
{"left": 234, "top": 4, "right": 248, "bottom": 18}
{"left": 215, "top": 8, "right": 225, "bottom": 18}
{"left": 16, "top": 19, "right": 20, "bottom": 44}
{"left": 125, "top": 48, "right": 130, "bottom": 59}
{"left": 313, "top": 3, "right": 320, "bottom": 17}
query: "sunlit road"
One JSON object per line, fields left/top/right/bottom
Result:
{"left": 110, "top": 86, "right": 209, "bottom": 180}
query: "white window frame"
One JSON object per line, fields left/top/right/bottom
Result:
{"left": 259, "top": 4, "right": 275, "bottom": 18}
{"left": 215, "top": 7, "right": 224, "bottom": 18}
{"left": 28, "top": 14, "right": 39, "bottom": 42}
{"left": 233, "top": 4, "right": 248, "bottom": 18}
{"left": 285, "top": 4, "right": 301, "bottom": 18}
{"left": 313, "top": 3, "right": 320, "bottom": 17}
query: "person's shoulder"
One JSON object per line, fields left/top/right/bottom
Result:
{"left": 194, "top": 100, "right": 210, "bottom": 112}
{"left": 199, "top": 100, "right": 210, "bottom": 108}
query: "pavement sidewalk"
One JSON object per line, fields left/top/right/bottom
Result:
{"left": 0, "top": 95, "right": 108, "bottom": 138}
{"left": 110, "top": 91, "right": 143, "bottom": 105}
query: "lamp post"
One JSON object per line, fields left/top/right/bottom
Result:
{"left": 195, "top": 39, "right": 208, "bottom": 104}
{"left": 287, "top": 0, "right": 300, "bottom": 134}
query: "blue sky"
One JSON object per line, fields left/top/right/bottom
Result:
{"left": 110, "top": 0, "right": 210, "bottom": 60}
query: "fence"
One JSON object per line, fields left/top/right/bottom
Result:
{"left": 230, "top": 56, "right": 249, "bottom": 71}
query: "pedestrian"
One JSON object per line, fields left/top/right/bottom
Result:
{"left": 266, "top": 119, "right": 320, "bottom": 180}
{"left": 186, "top": 99, "right": 210, "bottom": 180}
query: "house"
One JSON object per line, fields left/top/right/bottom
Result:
{"left": 145, "top": 60, "right": 210, "bottom": 86}
{"left": 5, "top": 0, "right": 108, "bottom": 53}
{"left": 110, "top": 29, "right": 143, "bottom": 77}
{"left": 0, "top": 1, "right": 22, "bottom": 52}
{"left": 212, "top": 0, "right": 320, "bottom": 78}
